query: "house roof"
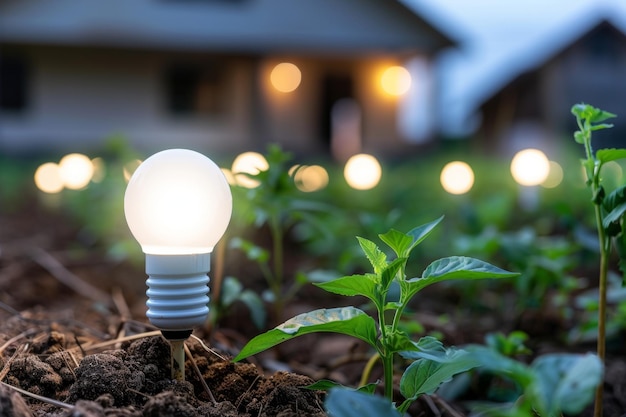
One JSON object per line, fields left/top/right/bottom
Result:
{"left": 0, "top": 0, "right": 455, "bottom": 55}
{"left": 439, "top": 1, "right": 626, "bottom": 136}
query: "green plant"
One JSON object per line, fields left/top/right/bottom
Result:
{"left": 571, "top": 103, "right": 626, "bottom": 417}
{"left": 229, "top": 144, "right": 336, "bottom": 323}
{"left": 234, "top": 217, "right": 518, "bottom": 412}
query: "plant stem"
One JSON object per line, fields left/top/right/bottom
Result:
{"left": 360, "top": 352, "right": 380, "bottom": 387}
{"left": 382, "top": 353, "right": 394, "bottom": 400}
{"left": 593, "top": 200, "right": 608, "bottom": 417}
{"left": 170, "top": 340, "right": 186, "bottom": 381}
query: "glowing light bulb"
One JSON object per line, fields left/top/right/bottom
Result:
{"left": 231, "top": 151, "right": 269, "bottom": 188}
{"left": 344, "top": 154, "right": 382, "bottom": 190}
{"left": 510, "top": 148, "right": 550, "bottom": 186}
{"left": 380, "top": 66, "right": 411, "bottom": 96}
{"left": 270, "top": 62, "right": 302, "bottom": 93}
{"left": 34, "top": 162, "right": 64, "bottom": 194}
{"left": 124, "top": 149, "right": 232, "bottom": 338}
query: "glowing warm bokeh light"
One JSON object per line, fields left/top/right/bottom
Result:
{"left": 232, "top": 151, "right": 269, "bottom": 188}
{"left": 541, "top": 161, "right": 564, "bottom": 189}
{"left": 510, "top": 148, "right": 550, "bottom": 186}
{"left": 440, "top": 161, "right": 475, "bottom": 195}
{"left": 344, "top": 154, "right": 382, "bottom": 190}
{"left": 91, "top": 157, "right": 106, "bottom": 183}
{"left": 270, "top": 62, "right": 302, "bottom": 93}
{"left": 380, "top": 65, "right": 411, "bottom": 96}
{"left": 220, "top": 168, "right": 236, "bottom": 186}
{"left": 34, "top": 162, "right": 64, "bottom": 194}
{"left": 294, "top": 165, "right": 329, "bottom": 192}
{"left": 59, "top": 153, "right": 94, "bottom": 190}
{"left": 123, "top": 159, "right": 143, "bottom": 182}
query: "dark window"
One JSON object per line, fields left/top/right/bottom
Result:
{"left": 0, "top": 55, "right": 29, "bottom": 112}
{"left": 164, "top": 63, "right": 225, "bottom": 116}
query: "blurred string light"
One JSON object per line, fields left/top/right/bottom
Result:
{"left": 220, "top": 168, "right": 236, "bottom": 185}
{"left": 541, "top": 161, "right": 564, "bottom": 189}
{"left": 510, "top": 148, "right": 550, "bottom": 186}
{"left": 440, "top": 161, "right": 474, "bottom": 195}
{"left": 270, "top": 62, "right": 302, "bottom": 93}
{"left": 231, "top": 151, "right": 269, "bottom": 188}
{"left": 380, "top": 65, "right": 411, "bottom": 97}
{"left": 291, "top": 164, "right": 329, "bottom": 192}
{"left": 34, "top": 162, "right": 64, "bottom": 194}
{"left": 90, "top": 157, "right": 106, "bottom": 183}
{"left": 58, "top": 153, "right": 94, "bottom": 190}
{"left": 123, "top": 159, "right": 143, "bottom": 182}
{"left": 344, "top": 153, "right": 382, "bottom": 190}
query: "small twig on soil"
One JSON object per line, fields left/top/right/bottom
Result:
{"left": 236, "top": 374, "right": 261, "bottom": 410}
{"left": 0, "top": 381, "right": 74, "bottom": 410}
{"left": 184, "top": 343, "right": 217, "bottom": 405}
{"left": 29, "top": 246, "right": 112, "bottom": 306}
{"left": 77, "top": 330, "right": 161, "bottom": 352}
{"left": 0, "top": 345, "right": 27, "bottom": 382}
{"left": 0, "top": 329, "right": 36, "bottom": 355}
{"left": 190, "top": 334, "right": 227, "bottom": 361}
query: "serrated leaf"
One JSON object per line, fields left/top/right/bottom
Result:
{"left": 233, "top": 307, "right": 377, "bottom": 361}
{"left": 357, "top": 236, "right": 387, "bottom": 274}
{"left": 315, "top": 274, "right": 378, "bottom": 305}
{"left": 324, "top": 388, "right": 401, "bottom": 417}
{"left": 597, "top": 148, "right": 626, "bottom": 164}
{"left": 399, "top": 349, "right": 480, "bottom": 400}
{"left": 531, "top": 353, "right": 602, "bottom": 416}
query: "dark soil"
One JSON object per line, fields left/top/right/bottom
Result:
{"left": 1, "top": 201, "right": 626, "bottom": 416}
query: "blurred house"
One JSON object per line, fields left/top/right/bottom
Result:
{"left": 0, "top": 0, "right": 454, "bottom": 158}
{"left": 444, "top": 3, "right": 626, "bottom": 154}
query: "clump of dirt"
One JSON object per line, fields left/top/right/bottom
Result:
{"left": 0, "top": 332, "right": 326, "bottom": 417}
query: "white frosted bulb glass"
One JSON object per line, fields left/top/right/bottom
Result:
{"left": 124, "top": 149, "right": 232, "bottom": 255}
{"left": 124, "top": 149, "right": 232, "bottom": 335}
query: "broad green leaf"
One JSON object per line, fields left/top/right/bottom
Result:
{"left": 404, "top": 257, "right": 518, "bottom": 298}
{"left": 357, "top": 236, "right": 387, "bottom": 274}
{"left": 590, "top": 123, "right": 614, "bottom": 131}
{"left": 399, "top": 336, "right": 447, "bottom": 361}
{"left": 399, "top": 349, "right": 480, "bottom": 400}
{"left": 233, "top": 307, "right": 377, "bottom": 361}
{"left": 380, "top": 257, "right": 407, "bottom": 291}
{"left": 423, "top": 256, "right": 518, "bottom": 280}
{"left": 590, "top": 109, "right": 616, "bottom": 123}
{"left": 531, "top": 353, "right": 602, "bottom": 416}
{"left": 379, "top": 229, "right": 412, "bottom": 258}
{"left": 314, "top": 274, "right": 378, "bottom": 304}
{"left": 597, "top": 148, "right": 626, "bottom": 164}
{"left": 324, "top": 388, "right": 401, "bottom": 417}
{"left": 465, "top": 346, "right": 535, "bottom": 387}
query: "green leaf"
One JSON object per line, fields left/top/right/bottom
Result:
{"left": 379, "top": 229, "right": 412, "bottom": 258}
{"left": 404, "top": 257, "right": 518, "bottom": 298}
{"left": 602, "top": 202, "right": 626, "bottom": 236}
{"left": 573, "top": 131, "right": 585, "bottom": 144}
{"left": 357, "top": 236, "right": 387, "bottom": 275}
{"left": 380, "top": 257, "right": 406, "bottom": 291}
{"left": 399, "top": 336, "right": 447, "bottom": 361}
{"left": 314, "top": 274, "right": 378, "bottom": 304}
{"left": 399, "top": 349, "right": 480, "bottom": 400}
{"left": 423, "top": 256, "right": 518, "bottom": 280}
{"left": 405, "top": 216, "right": 444, "bottom": 256}
{"left": 590, "top": 123, "right": 614, "bottom": 131}
{"left": 597, "top": 148, "right": 626, "bottom": 164}
{"left": 590, "top": 109, "right": 616, "bottom": 123}
{"left": 466, "top": 346, "right": 535, "bottom": 387}
{"left": 531, "top": 353, "right": 602, "bottom": 416}
{"left": 233, "top": 307, "right": 378, "bottom": 361}
{"left": 324, "top": 388, "right": 401, "bottom": 417}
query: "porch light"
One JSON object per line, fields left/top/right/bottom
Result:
{"left": 270, "top": 62, "right": 302, "bottom": 93}
{"left": 124, "top": 148, "right": 232, "bottom": 380}
{"left": 380, "top": 65, "right": 411, "bottom": 96}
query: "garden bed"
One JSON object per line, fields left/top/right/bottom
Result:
{"left": 1, "top": 199, "right": 626, "bottom": 416}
